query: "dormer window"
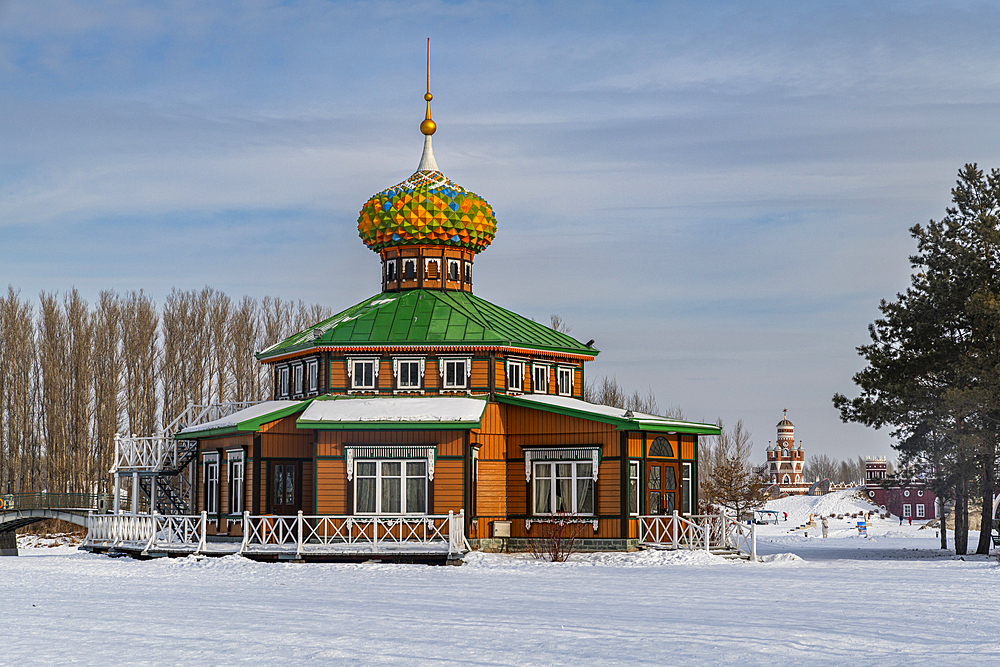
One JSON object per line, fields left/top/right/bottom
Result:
{"left": 440, "top": 358, "right": 470, "bottom": 389}
{"left": 349, "top": 358, "right": 378, "bottom": 390}
{"left": 394, "top": 358, "right": 424, "bottom": 390}
{"left": 532, "top": 364, "right": 549, "bottom": 394}
{"left": 278, "top": 366, "right": 290, "bottom": 397}
{"left": 463, "top": 261, "right": 472, "bottom": 284}
{"left": 557, "top": 367, "right": 573, "bottom": 395}
{"left": 386, "top": 260, "right": 397, "bottom": 283}
{"left": 307, "top": 359, "right": 319, "bottom": 392}
{"left": 447, "top": 259, "right": 460, "bottom": 281}
{"left": 426, "top": 259, "right": 439, "bottom": 280}
{"left": 403, "top": 259, "right": 417, "bottom": 281}
{"left": 506, "top": 360, "right": 524, "bottom": 392}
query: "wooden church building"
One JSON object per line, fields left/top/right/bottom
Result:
{"left": 176, "top": 54, "right": 720, "bottom": 552}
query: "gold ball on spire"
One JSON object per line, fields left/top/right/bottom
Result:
{"left": 424, "top": 93, "right": 433, "bottom": 101}
{"left": 420, "top": 118, "right": 437, "bottom": 135}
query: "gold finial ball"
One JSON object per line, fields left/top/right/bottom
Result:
{"left": 420, "top": 118, "right": 437, "bottom": 135}
{"left": 424, "top": 93, "right": 433, "bottom": 101}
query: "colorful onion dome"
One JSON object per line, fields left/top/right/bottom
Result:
{"left": 356, "top": 38, "right": 497, "bottom": 254}
{"left": 357, "top": 161, "right": 497, "bottom": 253}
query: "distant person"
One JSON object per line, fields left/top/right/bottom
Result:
{"left": 821, "top": 516, "right": 829, "bottom": 538}
{"left": 783, "top": 512, "right": 787, "bottom": 522}
{"left": 908, "top": 515, "right": 912, "bottom": 526}
{"left": 899, "top": 514, "right": 903, "bottom": 525}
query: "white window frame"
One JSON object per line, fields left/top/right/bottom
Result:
{"left": 916, "top": 503, "right": 925, "bottom": 518}
{"left": 903, "top": 503, "right": 912, "bottom": 517}
{"left": 681, "top": 462, "right": 693, "bottom": 515}
{"left": 227, "top": 449, "right": 245, "bottom": 514}
{"left": 293, "top": 363, "right": 304, "bottom": 395}
{"left": 307, "top": 359, "right": 319, "bottom": 392}
{"left": 532, "top": 363, "right": 550, "bottom": 394}
{"left": 447, "top": 259, "right": 460, "bottom": 281}
{"left": 782, "top": 473, "right": 790, "bottom": 485}
{"left": 403, "top": 258, "right": 417, "bottom": 281}
{"left": 393, "top": 357, "right": 425, "bottom": 390}
{"left": 629, "top": 461, "right": 640, "bottom": 516}
{"left": 353, "top": 459, "right": 428, "bottom": 516}
{"left": 531, "top": 460, "right": 595, "bottom": 516}
{"left": 439, "top": 357, "right": 471, "bottom": 390}
{"left": 348, "top": 357, "right": 379, "bottom": 390}
{"left": 203, "top": 453, "right": 219, "bottom": 515}
{"left": 463, "top": 261, "right": 472, "bottom": 284}
{"left": 506, "top": 359, "right": 524, "bottom": 393}
{"left": 277, "top": 366, "right": 290, "bottom": 398}
{"left": 557, "top": 367, "right": 574, "bottom": 396}
{"left": 385, "top": 259, "right": 397, "bottom": 283}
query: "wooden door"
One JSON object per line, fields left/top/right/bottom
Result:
{"left": 270, "top": 461, "right": 299, "bottom": 515}
{"left": 646, "top": 461, "right": 678, "bottom": 515}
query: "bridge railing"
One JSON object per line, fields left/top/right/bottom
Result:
{"left": 1, "top": 492, "right": 99, "bottom": 512}
{"left": 638, "top": 511, "right": 757, "bottom": 560}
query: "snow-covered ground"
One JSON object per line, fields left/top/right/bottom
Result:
{"left": 3, "top": 492, "right": 998, "bottom": 666}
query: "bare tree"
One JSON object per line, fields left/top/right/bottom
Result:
{"left": 701, "top": 419, "right": 768, "bottom": 518}
{"left": 121, "top": 291, "right": 158, "bottom": 436}
{"left": 91, "top": 291, "right": 121, "bottom": 492}
{"left": 549, "top": 314, "right": 571, "bottom": 334}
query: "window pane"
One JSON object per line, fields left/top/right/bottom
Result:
{"left": 577, "top": 463, "right": 592, "bottom": 479}
{"left": 446, "top": 362, "right": 456, "bottom": 386}
{"left": 406, "top": 461, "right": 426, "bottom": 477}
{"left": 555, "top": 477, "right": 572, "bottom": 512}
{"left": 400, "top": 362, "right": 410, "bottom": 386}
{"left": 665, "top": 492, "right": 675, "bottom": 514}
{"left": 534, "top": 478, "right": 552, "bottom": 514}
{"left": 357, "top": 461, "right": 376, "bottom": 477}
{"left": 382, "top": 477, "right": 401, "bottom": 513}
{"left": 577, "top": 478, "right": 594, "bottom": 514}
{"left": 354, "top": 362, "right": 364, "bottom": 385}
{"left": 286, "top": 467, "right": 295, "bottom": 505}
{"left": 535, "top": 463, "right": 551, "bottom": 479}
{"left": 273, "top": 465, "right": 283, "bottom": 507}
{"left": 365, "top": 363, "right": 374, "bottom": 387}
{"left": 356, "top": 478, "right": 376, "bottom": 513}
{"left": 663, "top": 466, "right": 677, "bottom": 491}
{"left": 648, "top": 466, "right": 661, "bottom": 490}
{"left": 406, "top": 476, "right": 426, "bottom": 514}
{"left": 556, "top": 463, "right": 572, "bottom": 479}
{"left": 649, "top": 492, "right": 661, "bottom": 515}
{"left": 629, "top": 478, "right": 638, "bottom": 514}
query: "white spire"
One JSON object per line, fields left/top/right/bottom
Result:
{"left": 417, "top": 134, "right": 438, "bottom": 172}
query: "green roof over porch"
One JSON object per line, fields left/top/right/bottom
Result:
{"left": 496, "top": 394, "right": 721, "bottom": 435}
{"left": 256, "top": 290, "right": 598, "bottom": 360}
{"left": 174, "top": 400, "right": 310, "bottom": 438}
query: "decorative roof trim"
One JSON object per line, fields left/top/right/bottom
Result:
{"left": 259, "top": 345, "right": 596, "bottom": 365}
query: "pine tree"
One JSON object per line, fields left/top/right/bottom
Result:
{"left": 834, "top": 164, "right": 1000, "bottom": 555}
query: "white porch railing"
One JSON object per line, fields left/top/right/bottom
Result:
{"left": 239, "top": 511, "right": 469, "bottom": 556}
{"left": 638, "top": 512, "right": 756, "bottom": 560}
{"left": 83, "top": 510, "right": 470, "bottom": 558}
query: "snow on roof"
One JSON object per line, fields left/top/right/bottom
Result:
{"left": 177, "top": 401, "right": 302, "bottom": 435}
{"left": 508, "top": 394, "right": 696, "bottom": 426}
{"left": 299, "top": 396, "right": 487, "bottom": 425}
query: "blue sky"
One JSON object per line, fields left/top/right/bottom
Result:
{"left": 3, "top": 0, "right": 1000, "bottom": 463}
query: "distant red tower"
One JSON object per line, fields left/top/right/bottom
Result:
{"left": 765, "top": 409, "right": 808, "bottom": 496}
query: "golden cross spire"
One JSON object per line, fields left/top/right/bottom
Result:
{"left": 420, "top": 38, "right": 436, "bottom": 136}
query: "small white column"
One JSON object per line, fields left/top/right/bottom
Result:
{"left": 131, "top": 472, "right": 139, "bottom": 515}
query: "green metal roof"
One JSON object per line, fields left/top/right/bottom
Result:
{"left": 173, "top": 400, "right": 310, "bottom": 439}
{"left": 496, "top": 394, "right": 721, "bottom": 435}
{"left": 257, "top": 290, "right": 598, "bottom": 360}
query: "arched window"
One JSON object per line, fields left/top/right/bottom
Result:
{"left": 782, "top": 474, "right": 791, "bottom": 485}
{"left": 782, "top": 447, "right": 789, "bottom": 458}
{"left": 649, "top": 436, "right": 674, "bottom": 458}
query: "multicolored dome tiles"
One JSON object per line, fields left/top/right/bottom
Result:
{"left": 357, "top": 168, "right": 498, "bottom": 253}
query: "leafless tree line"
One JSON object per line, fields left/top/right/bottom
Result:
{"left": 802, "top": 453, "right": 890, "bottom": 486}
{"left": 0, "top": 286, "right": 331, "bottom": 495}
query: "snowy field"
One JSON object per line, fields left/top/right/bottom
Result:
{"left": 3, "top": 492, "right": 999, "bottom": 666}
